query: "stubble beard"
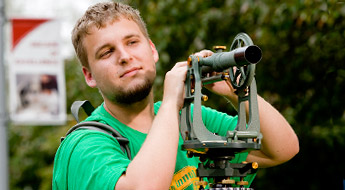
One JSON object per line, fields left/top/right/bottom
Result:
{"left": 103, "top": 77, "right": 155, "bottom": 105}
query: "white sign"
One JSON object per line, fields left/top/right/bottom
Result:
{"left": 9, "top": 18, "right": 66, "bottom": 125}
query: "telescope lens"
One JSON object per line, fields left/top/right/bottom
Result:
{"left": 245, "top": 45, "right": 262, "bottom": 64}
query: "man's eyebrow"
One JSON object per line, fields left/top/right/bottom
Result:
{"left": 123, "top": 34, "right": 141, "bottom": 40}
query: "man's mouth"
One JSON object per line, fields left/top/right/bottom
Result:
{"left": 120, "top": 67, "right": 141, "bottom": 78}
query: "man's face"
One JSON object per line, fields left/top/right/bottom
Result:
{"left": 82, "top": 18, "right": 159, "bottom": 104}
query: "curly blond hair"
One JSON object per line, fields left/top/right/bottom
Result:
{"left": 71, "top": 2, "right": 149, "bottom": 68}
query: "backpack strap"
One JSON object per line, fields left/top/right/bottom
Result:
{"left": 71, "top": 100, "right": 95, "bottom": 123}
{"left": 62, "top": 121, "right": 131, "bottom": 160}
{"left": 62, "top": 100, "right": 132, "bottom": 160}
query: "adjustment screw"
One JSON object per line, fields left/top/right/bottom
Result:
{"left": 213, "top": 45, "right": 227, "bottom": 52}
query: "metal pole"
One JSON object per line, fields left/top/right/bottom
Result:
{"left": 0, "top": 0, "right": 9, "bottom": 188}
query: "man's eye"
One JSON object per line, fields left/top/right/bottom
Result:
{"left": 128, "top": 40, "right": 138, "bottom": 46}
{"left": 100, "top": 50, "right": 113, "bottom": 58}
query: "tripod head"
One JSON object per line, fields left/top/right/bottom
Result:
{"left": 180, "top": 33, "right": 262, "bottom": 189}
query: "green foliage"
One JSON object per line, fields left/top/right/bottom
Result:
{"left": 9, "top": 0, "right": 345, "bottom": 189}
{"left": 9, "top": 124, "right": 69, "bottom": 190}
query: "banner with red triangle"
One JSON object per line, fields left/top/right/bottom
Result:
{"left": 9, "top": 18, "right": 66, "bottom": 125}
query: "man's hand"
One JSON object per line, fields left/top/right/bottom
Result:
{"left": 163, "top": 49, "right": 228, "bottom": 110}
{"left": 194, "top": 50, "right": 239, "bottom": 106}
{"left": 162, "top": 61, "right": 188, "bottom": 110}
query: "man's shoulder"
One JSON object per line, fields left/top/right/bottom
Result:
{"left": 53, "top": 129, "right": 128, "bottom": 190}
{"left": 58, "top": 129, "right": 118, "bottom": 157}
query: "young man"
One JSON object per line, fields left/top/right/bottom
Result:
{"left": 53, "top": 2, "right": 299, "bottom": 190}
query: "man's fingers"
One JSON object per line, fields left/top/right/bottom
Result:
{"left": 193, "top": 50, "right": 213, "bottom": 58}
{"left": 174, "top": 61, "right": 187, "bottom": 67}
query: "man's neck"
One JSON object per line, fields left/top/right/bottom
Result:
{"left": 103, "top": 93, "right": 155, "bottom": 134}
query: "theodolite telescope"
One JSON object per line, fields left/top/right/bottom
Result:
{"left": 200, "top": 45, "right": 262, "bottom": 72}
{"left": 198, "top": 45, "right": 261, "bottom": 87}
{"left": 180, "top": 33, "right": 262, "bottom": 190}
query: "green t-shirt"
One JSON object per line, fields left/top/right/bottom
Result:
{"left": 52, "top": 102, "right": 256, "bottom": 190}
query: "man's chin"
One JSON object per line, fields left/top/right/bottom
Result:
{"left": 113, "top": 81, "right": 153, "bottom": 105}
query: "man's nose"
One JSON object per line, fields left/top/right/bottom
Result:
{"left": 118, "top": 47, "right": 131, "bottom": 65}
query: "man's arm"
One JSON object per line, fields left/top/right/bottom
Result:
{"left": 207, "top": 79, "right": 299, "bottom": 168}
{"left": 115, "top": 62, "right": 187, "bottom": 190}
{"left": 245, "top": 96, "right": 299, "bottom": 168}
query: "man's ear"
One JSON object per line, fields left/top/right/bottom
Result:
{"left": 149, "top": 40, "right": 159, "bottom": 63}
{"left": 82, "top": 66, "right": 97, "bottom": 88}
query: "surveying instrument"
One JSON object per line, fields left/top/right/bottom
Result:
{"left": 180, "top": 33, "right": 262, "bottom": 190}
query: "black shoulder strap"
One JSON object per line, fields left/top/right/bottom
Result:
{"left": 62, "top": 100, "right": 132, "bottom": 160}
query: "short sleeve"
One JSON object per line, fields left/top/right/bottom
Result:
{"left": 201, "top": 105, "right": 238, "bottom": 136}
{"left": 65, "top": 130, "right": 130, "bottom": 190}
